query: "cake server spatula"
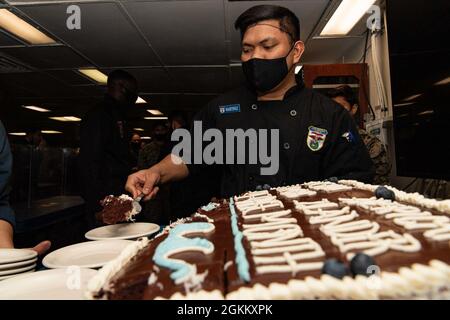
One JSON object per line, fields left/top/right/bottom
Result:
{"left": 131, "top": 193, "right": 145, "bottom": 214}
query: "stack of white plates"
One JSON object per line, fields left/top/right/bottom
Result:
{"left": 0, "top": 249, "right": 38, "bottom": 281}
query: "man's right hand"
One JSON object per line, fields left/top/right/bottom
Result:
{"left": 125, "top": 168, "right": 161, "bottom": 201}
{"left": 125, "top": 155, "right": 189, "bottom": 201}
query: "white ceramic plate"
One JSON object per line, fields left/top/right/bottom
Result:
{"left": 0, "top": 270, "right": 34, "bottom": 281}
{"left": 0, "top": 249, "right": 37, "bottom": 264}
{"left": 42, "top": 240, "right": 133, "bottom": 269}
{"left": 85, "top": 222, "right": 160, "bottom": 241}
{"left": 0, "top": 263, "right": 36, "bottom": 276}
{"left": 0, "top": 257, "right": 37, "bottom": 271}
{"left": 0, "top": 268, "right": 98, "bottom": 300}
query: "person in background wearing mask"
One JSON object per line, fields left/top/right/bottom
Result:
{"left": 126, "top": 5, "right": 374, "bottom": 205}
{"left": 80, "top": 70, "right": 138, "bottom": 228}
{"left": 328, "top": 85, "right": 391, "bottom": 185}
{"left": 0, "top": 120, "right": 51, "bottom": 254}
{"left": 130, "top": 133, "right": 142, "bottom": 171}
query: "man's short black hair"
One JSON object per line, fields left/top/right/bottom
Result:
{"left": 107, "top": 69, "right": 137, "bottom": 88}
{"left": 234, "top": 5, "right": 300, "bottom": 43}
{"left": 327, "top": 85, "right": 358, "bottom": 107}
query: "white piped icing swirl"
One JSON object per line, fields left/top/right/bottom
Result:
{"left": 338, "top": 180, "right": 450, "bottom": 215}
{"left": 224, "top": 260, "right": 450, "bottom": 300}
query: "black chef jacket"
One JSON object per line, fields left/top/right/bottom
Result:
{"left": 185, "top": 83, "right": 374, "bottom": 199}
{"left": 79, "top": 95, "right": 133, "bottom": 220}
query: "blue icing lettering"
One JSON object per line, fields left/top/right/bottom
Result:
{"left": 229, "top": 198, "right": 250, "bottom": 282}
{"left": 153, "top": 222, "right": 214, "bottom": 283}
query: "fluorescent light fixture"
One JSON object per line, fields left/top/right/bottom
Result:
{"left": 434, "top": 77, "right": 450, "bottom": 86}
{"left": 8, "top": 132, "right": 26, "bottom": 136}
{"left": 403, "top": 93, "right": 423, "bottom": 102}
{"left": 0, "top": 9, "right": 56, "bottom": 45}
{"left": 136, "top": 97, "right": 146, "bottom": 104}
{"left": 321, "top": 0, "right": 376, "bottom": 36}
{"left": 78, "top": 69, "right": 108, "bottom": 84}
{"left": 133, "top": 128, "right": 145, "bottom": 132}
{"left": 49, "top": 116, "right": 81, "bottom": 122}
{"left": 417, "top": 110, "right": 434, "bottom": 116}
{"left": 144, "top": 117, "right": 168, "bottom": 120}
{"left": 62, "top": 116, "right": 81, "bottom": 121}
{"left": 394, "top": 102, "right": 415, "bottom": 107}
{"left": 41, "top": 130, "right": 62, "bottom": 134}
{"left": 141, "top": 136, "right": 151, "bottom": 140}
{"left": 23, "top": 105, "right": 50, "bottom": 113}
{"left": 147, "top": 109, "right": 163, "bottom": 115}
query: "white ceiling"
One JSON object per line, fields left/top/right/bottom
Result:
{"left": 0, "top": 0, "right": 368, "bottom": 140}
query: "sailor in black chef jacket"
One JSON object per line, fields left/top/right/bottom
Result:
{"left": 126, "top": 5, "right": 374, "bottom": 202}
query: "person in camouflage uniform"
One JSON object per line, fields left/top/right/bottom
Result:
{"left": 328, "top": 85, "right": 391, "bottom": 185}
{"left": 357, "top": 127, "right": 391, "bottom": 185}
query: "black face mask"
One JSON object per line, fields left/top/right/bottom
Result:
{"left": 242, "top": 45, "right": 295, "bottom": 93}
